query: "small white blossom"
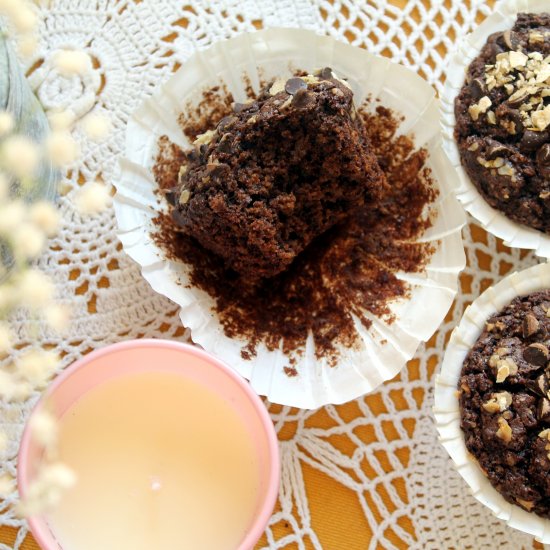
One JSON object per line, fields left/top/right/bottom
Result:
{"left": 29, "top": 201, "right": 60, "bottom": 236}
{"left": 0, "top": 370, "right": 14, "bottom": 395}
{"left": 0, "top": 173, "right": 10, "bottom": 201}
{"left": 12, "top": 222, "right": 46, "bottom": 259}
{"left": 0, "top": 430, "right": 7, "bottom": 454}
{"left": 1, "top": 135, "right": 40, "bottom": 178}
{"left": 29, "top": 408, "right": 58, "bottom": 448}
{"left": 0, "top": 0, "right": 19, "bottom": 13}
{"left": 44, "top": 304, "right": 70, "bottom": 332}
{"left": 0, "top": 370, "right": 29, "bottom": 402}
{"left": 46, "top": 131, "right": 79, "bottom": 167}
{"left": 81, "top": 114, "right": 111, "bottom": 141}
{"left": 11, "top": 5, "right": 37, "bottom": 32}
{"left": 0, "top": 474, "right": 14, "bottom": 495}
{"left": 0, "top": 287, "right": 13, "bottom": 311}
{"left": 0, "top": 322, "right": 13, "bottom": 353}
{"left": 17, "top": 349, "right": 58, "bottom": 389}
{"left": 75, "top": 181, "right": 111, "bottom": 215}
{"left": 42, "top": 463, "right": 76, "bottom": 490}
{"left": 53, "top": 49, "right": 92, "bottom": 77}
{"left": 16, "top": 269, "right": 54, "bottom": 308}
{"left": 17, "top": 462, "right": 76, "bottom": 516}
{"left": 47, "top": 109, "right": 76, "bottom": 131}
{"left": 17, "top": 34, "right": 38, "bottom": 59}
{"left": 0, "top": 111, "right": 14, "bottom": 136}
{"left": 0, "top": 200, "right": 25, "bottom": 235}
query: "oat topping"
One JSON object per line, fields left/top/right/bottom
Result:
{"left": 496, "top": 357, "right": 518, "bottom": 382}
{"left": 193, "top": 129, "right": 216, "bottom": 146}
{"left": 482, "top": 391, "right": 513, "bottom": 413}
{"left": 179, "top": 189, "right": 190, "bottom": 204}
{"left": 496, "top": 416, "right": 513, "bottom": 442}
{"left": 468, "top": 95, "right": 492, "bottom": 121}
{"left": 483, "top": 50, "right": 550, "bottom": 130}
{"left": 517, "top": 498, "right": 536, "bottom": 511}
{"left": 268, "top": 78, "right": 286, "bottom": 95}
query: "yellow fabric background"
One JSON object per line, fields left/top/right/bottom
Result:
{"left": 0, "top": 1, "right": 546, "bottom": 549}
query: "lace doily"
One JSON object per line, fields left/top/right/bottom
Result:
{"left": 0, "top": 1, "right": 545, "bottom": 549}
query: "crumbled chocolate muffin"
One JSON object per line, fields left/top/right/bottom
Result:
{"left": 167, "top": 68, "right": 387, "bottom": 281}
{"left": 459, "top": 290, "right": 550, "bottom": 517}
{"left": 454, "top": 13, "right": 550, "bottom": 232}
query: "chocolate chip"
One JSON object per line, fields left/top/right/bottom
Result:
{"left": 538, "top": 397, "right": 550, "bottom": 421}
{"left": 523, "top": 313, "right": 540, "bottom": 338}
{"left": 486, "top": 143, "right": 511, "bottom": 160}
{"left": 217, "top": 116, "right": 237, "bottom": 132}
{"left": 217, "top": 133, "right": 233, "bottom": 154}
{"left": 233, "top": 101, "right": 258, "bottom": 114}
{"left": 502, "top": 29, "right": 520, "bottom": 50}
{"left": 520, "top": 130, "right": 549, "bottom": 152}
{"left": 524, "top": 343, "right": 550, "bottom": 366}
{"left": 486, "top": 36, "right": 505, "bottom": 59}
{"left": 285, "top": 77, "right": 308, "bottom": 95}
{"left": 291, "top": 88, "right": 314, "bottom": 109}
{"left": 531, "top": 373, "right": 549, "bottom": 397}
{"left": 507, "top": 88, "right": 530, "bottom": 108}
{"left": 469, "top": 77, "right": 486, "bottom": 100}
{"left": 318, "top": 67, "right": 334, "bottom": 79}
{"left": 186, "top": 149, "right": 199, "bottom": 162}
{"left": 507, "top": 109, "right": 524, "bottom": 134}
{"left": 165, "top": 190, "right": 177, "bottom": 206}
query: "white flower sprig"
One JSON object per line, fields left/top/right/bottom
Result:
{"left": 0, "top": 0, "right": 39, "bottom": 58}
{"left": 0, "top": 0, "right": 113, "bottom": 518}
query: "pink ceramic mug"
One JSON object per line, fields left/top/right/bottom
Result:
{"left": 18, "top": 339, "right": 280, "bottom": 550}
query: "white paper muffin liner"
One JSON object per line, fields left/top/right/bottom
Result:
{"left": 434, "top": 261, "right": 550, "bottom": 542}
{"left": 114, "top": 28, "right": 466, "bottom": 408}
{"left": 440, "top": 0, "right": 550, "bottom": 257}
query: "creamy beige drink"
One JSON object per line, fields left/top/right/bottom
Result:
{"left": 46, "top": 371, "right": 261, "bottom": 550}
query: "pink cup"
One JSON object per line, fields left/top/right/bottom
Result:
{"left": 17, "top": 339, "right": 280, "bottom": 550}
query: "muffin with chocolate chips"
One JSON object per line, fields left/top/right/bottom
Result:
{"left": 166, "top": 68, "right": 387, "bottom": 281}
{"left": 458, "top": 289, "right": 550, "bottom": 517}
{"left": 454, "top": 13, "right": 550, "bottom": 233}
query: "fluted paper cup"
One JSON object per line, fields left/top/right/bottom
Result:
{"left": 440, "top": 0, "right": 550, "bottom": 257}
{"left": 114, "top": 28, "right": 466, "bottom": 408}
{"left": 434, "top": 261, "right": 550, "bottom": 542}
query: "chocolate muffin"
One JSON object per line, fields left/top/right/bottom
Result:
{"left": 458, "top": 290, "right": 550, "bottom": 517}
{"left": 167, "top": 68, "right": 387, "bottom": 281}
{"left": 454, "top": 13, "right": 550, "bottom": 233}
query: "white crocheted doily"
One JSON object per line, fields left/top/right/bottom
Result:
{"left": 1, "top": 1, "right": 544, "bottom": 549}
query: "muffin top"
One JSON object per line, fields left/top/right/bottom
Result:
{"left": 459, "top": 289, "right": 550, "bottom": 517}
{"left": 167, "top": 68, "right": 386, "bottom": 281}
{"left": 454, "top": 13, "right": 550, "bottom": 233}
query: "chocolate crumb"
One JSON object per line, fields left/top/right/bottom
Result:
{"left": 153, "top": 83, "right": 437, "bottom": 366}
{"left": 284, "top": 366, "right": 298, "bottom": 377}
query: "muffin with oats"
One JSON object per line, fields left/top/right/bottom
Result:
{"left": 166, "top": 68, "right": 387, "bottom": 281}
{"left": 454, "top": 13, "right": 550, "bottom": 233}
{"left": 458, "top": 289, "right": 550, "bottom": 517}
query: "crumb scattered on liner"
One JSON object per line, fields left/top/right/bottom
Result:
{"left": 153, "top": 76, "right": 437, "bottom": 368}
